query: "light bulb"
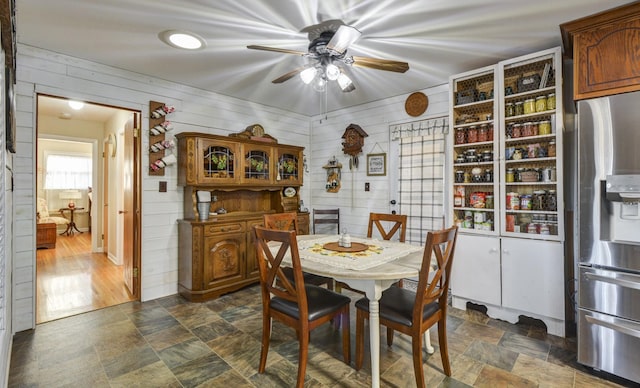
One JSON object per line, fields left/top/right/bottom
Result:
{"left": 300, "top": 67, "right": 317, "bottom": 84}
{"left": 325, "top": 63, "right": 340, "bottom": 81}
{"left": 313, "top": 76, "right": 326, "bottom": 92}
{"left": 68, "top": 100, "right": 84, "bottom": 110}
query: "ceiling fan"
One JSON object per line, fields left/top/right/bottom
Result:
{"left": 247, "top": 20, "right": 410, "bottom": 92}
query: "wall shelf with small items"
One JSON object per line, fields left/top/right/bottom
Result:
{"left": 149, "top": 101, "right": 175, "bottom": 176}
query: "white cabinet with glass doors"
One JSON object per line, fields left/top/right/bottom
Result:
{"left": 447, "top": 47, "right": 566, "bottom": 336}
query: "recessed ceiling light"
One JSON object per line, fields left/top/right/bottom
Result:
{"left": 159, "top": 30, "right": 206, "bottom": 50}
{"left": 68, "top": 100, "right": 84, "bottom": 110}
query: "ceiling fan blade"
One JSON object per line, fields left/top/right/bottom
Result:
{"left": 247, "top": 45, "right": 307, "bottom": 56}
{"left": 327, "top": 25, "right": 361, "bottom": 54}
{"left": 272, "top": 67, "right": 307, "bottom": 84}
{"left": 352, "top": 56, "right": 410, "bottom": 73}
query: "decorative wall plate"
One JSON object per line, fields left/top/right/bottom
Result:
{"left": 405, "top": 92, "right": 428, "bottom": 117}
{"left": 284, "top": 187, "right": 296, "bottom": 197}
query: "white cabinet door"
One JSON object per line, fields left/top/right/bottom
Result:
{"left": 501, "top": 237, "right": 564, "bottom": 319}
{"left": 450, "top": 234, "right": 501, "bottom": 306}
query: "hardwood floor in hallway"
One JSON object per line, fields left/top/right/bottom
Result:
{"left": 36, "top": 232, "right": 135, "bottom": 323}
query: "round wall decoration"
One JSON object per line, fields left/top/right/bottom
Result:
{"left": 405, "top": 92, "right": 428, "bottom": 117}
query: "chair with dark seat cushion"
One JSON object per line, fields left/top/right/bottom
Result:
{"left": 312, "top": 208, "right": 340, "bottom": 234}
{"left": 263, "top": 213, "right": 334, "bottom": 290}
{"left": 354, "top": 225, "right": 458, "bottom": 388}
{"left": 253, "top": 226, "right": 351, "bottom": 388}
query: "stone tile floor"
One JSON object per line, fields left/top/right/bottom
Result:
{"left": 8, "top": 285, "right": 635, "bottom": 387}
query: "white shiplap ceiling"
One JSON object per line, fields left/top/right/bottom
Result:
{"left": 17, "top": 0, "right": 634, "bottom": 118}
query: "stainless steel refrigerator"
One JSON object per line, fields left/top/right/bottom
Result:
{"left": 576, "top": 91, "right": 640, "bottom": 384}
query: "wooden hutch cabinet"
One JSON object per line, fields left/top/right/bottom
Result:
{"left": 176, "top": 132, "right": 308, "bottom": 301}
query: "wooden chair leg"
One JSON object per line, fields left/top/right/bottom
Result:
{"left": 259, "top": 316, "right": 271, "bottom": 373}
{"left": 438, "top": 320, "right": 452, "bottom": 376}
{"left": 327, "top": 279, "right": 334, "bottom": 291}
{"left": 386, "top": 327, "right": 394, "bottom": 346}
{"left": 297, "top": 329, "right": 309, "bottom": 388}
{"left": 355, "top": 309, "right": 366, "bottom": 370}
{"left": 341, "top": 307, "right": 351, "bottom": 365}
{"left": 412, "top": 333, "right": 426, "bottom": 388}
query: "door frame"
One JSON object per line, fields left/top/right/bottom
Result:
{"left": 35, "top": 93, "right": 142, "bottom": 302}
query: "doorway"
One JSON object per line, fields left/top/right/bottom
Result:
{"left": 35, "top": 94, "right": 141, "bottom": 323}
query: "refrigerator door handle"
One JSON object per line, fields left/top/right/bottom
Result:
{"left": 585, "top": 315, "right": 640, "bottom": 339}
{"left": 585, "top": 272, "right": 640, "bottom": 291}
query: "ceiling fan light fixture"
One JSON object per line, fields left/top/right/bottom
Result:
{"left": 325, "top": 63, "right": 340, "bottom": 81}
{"left": 300, "top": 67, "right": 317, "bottom": 84}
{"left": 159, "top": 30, "right": 206, "bottom": 50}
{"left": 337, "top": 73, "right": 354, "bottom": 91}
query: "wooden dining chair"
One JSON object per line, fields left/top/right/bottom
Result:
{"left": 253, "top": 226, "right": 351, "bottom": 388}
{"left": 354, "top": 225, "right": 458, "bottom": 388}
{"left": 337, "top": 212, "right": 408, "bottom": 294}
{"left": 312, "top": 208, "right": 340, "bottom": 234}
{"left": 263, "top": 213, "right": 334, "bottom": 290}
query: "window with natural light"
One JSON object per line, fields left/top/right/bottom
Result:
{"left": 44, "top": 154, "right": 93, "bottom": 189}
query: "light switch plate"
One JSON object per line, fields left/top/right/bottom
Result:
{"left": 159, "top": 181, "right": 167, "bottom": 192}
{"left": 365, "top": 182, "right": 370, "bottom": 191}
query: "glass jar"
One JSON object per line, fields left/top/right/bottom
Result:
{"left": 523, "top": 98, "right": 535, "bottom": 114}
{"left": 548, "top": 140, "right": 556, "bottom": 157}
{"left": 533, "top": 190, "right": 547, "bottom": 211}
{"left": 467, "top": 126, "right": 478, "bottom": 143}
{"left": 487, "top": 123, "right": 494, "bottom": 141}
{"left": 547, "top": 190, "right": 557, "bottom": 211}
{"left": 538, "top": 120, "right": 552, "bottom": 135}
{"left": 522, "top": 122, "right": 533, "bottom": 137}
{"left": 485, "top": 194, "right": 494, "bottom": 209}
{"left": 515, "top": 101, "right": 524, "bottom": 116}
{"left": 520, "top": 194, "right": 532, "bottom": 210}
{"left": 547, "top": 93, "right": 556, "bottom": 110}
{"left": 535, "top": 96, "right": 547, "bottom": 112}
{"left": 516, "top": 167, "right": 525, "bottom": 182}
{"left": 506, "top": 168, "right": 515, "bottom": 183}
{"left": 455, "top": 170, "right": 465, "bottom": 183}
{"left": 539, "top": 223, "right": 551, "bottom": 235}
{"left": 484, "top": 169, "right": 493, "bottom": 183}
{"left": 528, "top": 223, "right": 539, "bottom": 234}
{"left": 506, "top": 102, "right": 515, "bottom": 117}
{"left": 512, "top": 123, "right": 522, "bottom": 138}
{"left": 478, "top": 124, "right": 489, "bottom": 142}
{"left": 455, "top": 127, "right": 466, "bottom": 144}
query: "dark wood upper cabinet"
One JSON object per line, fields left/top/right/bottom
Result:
{"left": 561, "top": 2, "right": 640, "bottom": 100}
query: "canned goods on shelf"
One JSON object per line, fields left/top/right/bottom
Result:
{"left": 512, "top": 123, "right": 522, "bottom": 138}
{"left": 515, "top": 101, "right": 524, "bottom": 116}
{"left": 548, "top": 141, "right": 556, "bottom": 157}
{"left": 455, "top": 127, "right": 466, "bottom": 144}
{"left": 506, "top": 192, "right": 520, "bottom": 210}
{"left": 520, "top": 194, "right": 532, "bottom": 210}
{"left": 506, "top": 168, "right": 515, "bottom": 183}
{"left": 506, "top": 102, "right": 515, "bottom": 117}
{"left": 478, "top": 124, "right": 489, "bottom": 142}
{"left": 467, "top": 126, "right": 479, "bottom": 143}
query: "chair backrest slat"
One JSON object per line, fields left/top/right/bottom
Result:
{"left": 367, "top": 213, "right": 407, "bottom": 242}
{"left": 313, "top": 208, "right": 340, "bottom": 234}
{"left": 413, "top": 226, "right": 458, "bottom": 322}
{"left": 253, "top": 226, "right": 308, "bottom": 314}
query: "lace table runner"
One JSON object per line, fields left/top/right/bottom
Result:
{"left": 296, "top": 235, "right": 422, "bottom": 270}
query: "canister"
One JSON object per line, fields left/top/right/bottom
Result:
{"left": 533, "top": 190, "right": 546, "bottom": 210}
{"left": 512, "top": 123, "right": 522, "bottom": 138}
{"left": 485, "top": 194, "right": 494, "bottom": 209}
{"left": 548, "top": 140, "right": 556, "bottom": 157}
{"left": 478, "top": 124, "right": 489, "bottom": 142}
{"left": 474, "top": 211, "right": 486, "bottom": 223}
{"left": 520, "top": 194, "right": 532, "bottom": 210}
{"left": 546, "top": 190, "right": 557, "bottom": 211}
{"left": 535, "top": 96, "right": 547, "bottom": 112}
{"left": 506, "top": 168, "right": 515, "bottom": 183}
{"left": 467, "top": 126, "right": 478, "bottom": 143}
{"left": 455, "top": 127, "right": 466, "bottom": 144}
{"left": 515, "top": 101, "right": 524, "bottom": 116}
{"left": 505, "top": 102, "right": 515, "bottom": 117}
{"left": 538, "top": 120, "right": 551, "bottom": 135}
{"left": 484, "top": 169, "right": 493, "bottom": 183}
{"left": 547, "top": 93, "right": 556, "bottom": 110}
{"left": 523, "top": 98, "right": 535, "bottom": 114}
{"left": 455, "top": 170, "right": 465, "bottom": 183}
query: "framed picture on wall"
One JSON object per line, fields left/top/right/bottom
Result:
{"left": 366, "top": 153, "right": 386, "bottom": 176}
{"left": 5, "top": 66, "right": 16, "bottom": 153}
